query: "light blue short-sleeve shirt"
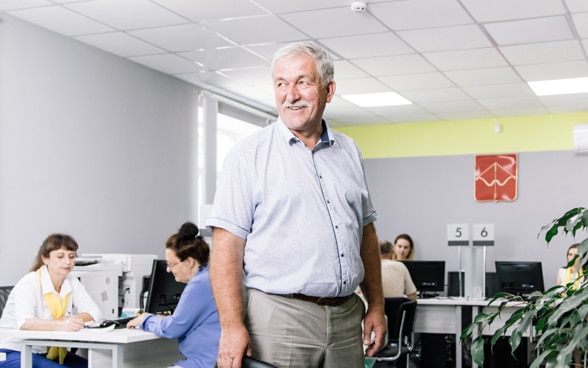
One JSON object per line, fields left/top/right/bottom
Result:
{"left": 206, "top": 119, "right": 377, "bottom": 297}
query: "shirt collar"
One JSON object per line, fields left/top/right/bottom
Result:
{"left": 40, "top": 266, "right": 72, "bottom": 297}
{"left": 276, "top": 118, "right": 335, "bottom": 148}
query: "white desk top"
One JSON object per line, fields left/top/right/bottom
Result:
{"left": 415, "top": 297, "right": 526, "bottom": 307}
{"left": 0, "top": 327, "right": 158, "bottom": 344}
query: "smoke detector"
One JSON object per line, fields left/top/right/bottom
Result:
{"left": 350, "top": 1, "right": 367, "bottom": 12}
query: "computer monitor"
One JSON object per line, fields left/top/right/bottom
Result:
{"left": 144, "top": 259, "right": 186, "bottom": 314}
{"left": 401, "top": 260, "right": 445, "bottom": 297}
{"left": 495, "top": 261, "right": 544, "bottom": 296}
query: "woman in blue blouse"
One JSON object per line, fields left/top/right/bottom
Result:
{"left": 127, "top": 222, "right": 220, "bottom": 368}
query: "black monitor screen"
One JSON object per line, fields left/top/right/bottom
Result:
{"left": 401, "top": 260, "right": 445, "bottom": 296}
{"left": 495, "top": 261, "right": 544, "bottom": 296}
{"left": 145, "top": 260, "right": 186, "bottom": 314}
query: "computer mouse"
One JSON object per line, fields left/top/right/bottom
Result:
{"left": 99, "top": 320, "right": 118, "bottom": 328}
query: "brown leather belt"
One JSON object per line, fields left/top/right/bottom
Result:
{"left": 290, "top": 293, "right": 354, "bottom": 306}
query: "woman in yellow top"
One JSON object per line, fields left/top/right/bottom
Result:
{"left": 556, "top": 243, "right": 584, "bottom": 366}
{"left": 0, "top": 234, "right": 102, "bottom": 368}
{"left": 556, "top": 243, "right": 583, "bottom": 288}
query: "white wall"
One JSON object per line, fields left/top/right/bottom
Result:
{"left": 0, "top": 16, "right": 200, "bottom": 285}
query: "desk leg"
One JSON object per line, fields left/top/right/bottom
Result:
{"left": 87, "top": 343, "right": 123, "bottom": 368}
{"left": 113, "top": 344, "right": 123, "bottom": 368}
{"left": 455, "top": 306, "right": 462, "bottom": 368}
{"left": 21, "top": 344, "right": 32, "bottom": 368}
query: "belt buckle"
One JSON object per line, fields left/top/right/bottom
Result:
{"left": 316, "top": 297, "right": 328, "bottom": 306}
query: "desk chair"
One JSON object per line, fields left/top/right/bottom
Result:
{"left": 0, "top": 286, "right": 13, "bottom": 317}
{"left": 242, "top": 355, "right": 278, "bottom": 368}
{"left": 372, "top": 297, "right": 417, "bottom": 368}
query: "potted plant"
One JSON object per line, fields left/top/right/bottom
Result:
{"left": 461, "top": 207, "right": 588, "bottom": 367}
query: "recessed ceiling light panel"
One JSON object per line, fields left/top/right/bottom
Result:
{"left": 528, "top": 77, "right": 588, "bottom": 96}
{"left": 341, "top": 92, "right": 412, "bottom": 107}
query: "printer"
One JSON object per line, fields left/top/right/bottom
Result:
{"left": 73, "top": 253, "right": 157, "bottom": 319}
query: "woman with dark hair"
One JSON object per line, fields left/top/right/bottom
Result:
{"left": 0, "top": 234, "right": 102, "bottom": 368}
{"left": 126, "top": 222, "right": 220, "bottom": 368}
{"left": 392, "top": 233, "right": 415, "bottom": 261}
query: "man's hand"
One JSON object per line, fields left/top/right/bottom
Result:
{"left": 216, "top": 325, "right": 252, "bottom": 368}
{"left": 362, "top": 307, "right": 387, "bottom": 357}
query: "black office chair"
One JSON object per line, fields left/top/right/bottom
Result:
{"left": 372, "top": 297, "right": 417, "bottom": 368}
{"left": 0, "top": 286, "right": 13, "bottom": 317}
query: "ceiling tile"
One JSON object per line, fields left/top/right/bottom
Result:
{"left": 461, "top": 0, "right": 565, "bottom": 22}
{"left": 397, "top": 25, "right": 492, "bottom": 52}
{"left": 252, "top": 0, "right": 344, "bottom": 14}
{"left": 492, "top": 107, "right": 549, "bottom": 117}
{"left": 515, "top": 60, "right": 588, "bottom": 81}
{"left": 174, "top": 70, "right": 233, "bottom": 87}
{"left": 436, "top": 110, "right": 495, "bottom": 120}
{"left": 74, "top": 32, "right": 164, "bottom": 57}
{"left": 444, "top": 67, "right": 522, "bottom": 86}
{"left": 477, "top": 95, "right": 544, "bottom": 110}
{"left": 352, "top": 54, "right": 437, "bottom": 76}
{"left": 320, "top": 33, "right": 413, "bottom": 59}
{"left": 333, "top": 60, "right": 370, "bottom": 80}
{"left": 539, "top": 93, "right": 588, "bottom": 109}
{"left": 128, "top": 53, "right": 204, "bottom": 74}
{"left": 463, "top": 82, "right": 534, "bottom": 99}
{"left": 370, "top": 0, "right": 473, "bottom": 30}
{"left": 129, "top": 23, "right": 232, "bottom": 52}
{"left": 179, "top": 47, "right": 269, "bottom": 71}
{"left": 424, "top": 48, "right": 508, "bottom": 70}
{"left": 401, "top": 87, "right": 472, "bottom": 103}
{"left": 499, "top": 40, "right": 585, "bottom": 65}
{"left": 247, "top": 43, "right": 289, "bottom": 61}
{"left": 566, "top": 0, "right": 588, "bottom": 12}
{"left": 219, "top": 67, "right": 273, "bottom": 88}
{"left": 379, "top": 72, "right": 456, "bottom": 91}
{"left": 280, "top": 7, "right": 387, "bottom": 39}
{"left": 65, "top": 0, "right": 188, "bottom": 30}
{"left": 484, "top": 16, "right": 574, "bottom": 46}
{"left": 7, "top": 5, "right": 112, "bottom": 35}
{"left": 335, "top": 77, "right": 392, "bottom": 94}
{"left": 152, "top": 0, "right": 268, "bottom": 22}
{"left": 420, "top": 99, "right": 487, "bottom": 113}
{"left": 0, "top": 0, "right": 49, "bottom": 10}
{"left": 203, "top": 15, "right": 307, "bottom": 44}
{"left": 571, "top": 13, "right": 588, "bottom": 38}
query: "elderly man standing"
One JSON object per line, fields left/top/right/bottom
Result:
{"left": 207, "top": 41, "right": 386, "bottom": 368}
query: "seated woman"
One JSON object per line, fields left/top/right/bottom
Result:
{"left": 556, "top": 243, "right": 584, "bottom": 366}
{"left": 391, "top": 233, "right": 415, "bottom": 261}
{"left": 0, "top": 234, "right": 102, "bottom": 368}
{"left": 126, "top": 222, "right": 220, "bottom": 368}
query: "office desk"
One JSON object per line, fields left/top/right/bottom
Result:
{"left": 413, "top": 298, "right": 530, "bottom": 368}
{"left": 414, "top": 298, "right": 470, "bottom": 368}
{"left": 0, "top": 327, "right": 182, "bottom": 368}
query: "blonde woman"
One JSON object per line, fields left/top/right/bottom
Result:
{"left": 392, "top": 234, "right": 415, "bottom": 261}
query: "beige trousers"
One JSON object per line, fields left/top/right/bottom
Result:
{"left": 245, "top": 289, "right": 366, "bottom": 368}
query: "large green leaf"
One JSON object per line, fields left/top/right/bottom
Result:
{"left": 470, "top": 336, "right": 485, "bottom": 366}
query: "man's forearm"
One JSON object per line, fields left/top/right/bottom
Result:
{"left": 360, "top": 223, "right": 385, "bottom": 310}
{"left": 209, "top": 228, "right": 246, "bottom": 328}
